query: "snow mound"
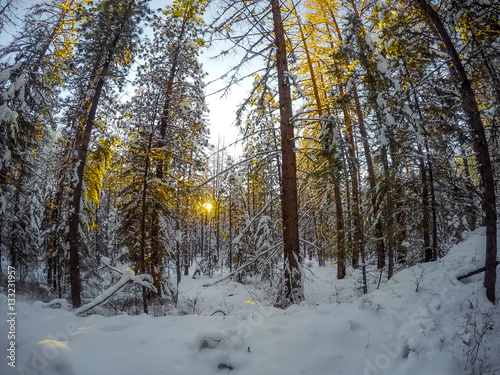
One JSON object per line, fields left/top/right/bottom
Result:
{"left": 0, "top": 228, "right": 498, "bottom": 375}
{"left": 23, "top": 340, "right": 76, "bottom": 375}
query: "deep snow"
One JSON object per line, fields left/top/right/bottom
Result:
{"left": 1, "top": 228, "right": 499, "bottom": 375}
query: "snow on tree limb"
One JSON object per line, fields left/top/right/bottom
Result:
{"left": 73, "top": 258, "right": 157, "bottom": 315}
{"left": 202, "top": 243, "right": 281, "bottom": 287}
{"left": 231, "top": 198, "right": 276, "bottom": 246}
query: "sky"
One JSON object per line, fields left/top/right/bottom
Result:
{"left": 200, "top": 45, "right": 249, "bottom": 156}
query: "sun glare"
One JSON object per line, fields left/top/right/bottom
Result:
{"left": 203, "top": 202, "right": 213, "bottom": 213}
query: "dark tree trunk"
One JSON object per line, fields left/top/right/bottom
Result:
{"left": 150, "top": 19, "right": 187, "bottom": 290}
{"left": 353, "top": 87, "right": 385, "bottom": 269}
{"left": 349, "top": 0, "right": 385, "bottom": 271}
{"left": 428, "top": 155, "right": 438, "bottom": 261}
{"left": 139, "top": 132, "right": 154, "bottom": 314}
{"left": 69, "top": 70, "right": 107, "bottom": 308}
{"left": 9, "top": 182, "right": 21, "bottom": 271}
{"left": 416, "top": 0, "right": 497, "bottom": 303}
{"left": 270, "top": 0, "right": 303, "bottom": 307}
{"left": 420, "top": 154, "right": 432, "bottom": 262}
{"left": 463, "top": 156, "right": 477, "bottom": 231}
{"left": 346, "top": 117, "right": 362, "bottom": 270}
{"left": 327, "top": 9, "right": 363, "bottom": 270}
{"left": 381, "top": 146, "right": 395, "bottom": 280}
{"left": 334, "top": 182, "right": 346, "bottom": 279}
{"left": 175, "top": 188, "right": 182, "bottom": 306}
{"left": 229, "top": 191, "right": 233, "bottom": 273}
{"left": 402, "top": 57, "right": 438, "bottom": 263}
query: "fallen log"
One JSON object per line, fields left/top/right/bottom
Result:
{"left": 457, "top": 261, "right": 500, "bottom": 281}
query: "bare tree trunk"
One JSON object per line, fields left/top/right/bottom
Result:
{"left": 229, "top": 191, "right": 233, "bottom": 273}
{"left": 9, "top": 181, "right": 21, "bottom": 271}
{"left": 139, "top": 132, "right": 154, "bottom": 314}
{"left": 270, "top": 0, "right": 303, "bottom": 307}
{"left": 462, "top": 156, "right": 477, "bottom": 231}
{"left": 175, "top": 186, "right": 182, "bottom": 306}
{"left": 341, "top": 86, "right": 362, "bottom": 269}
{"left": 420, "top": 152, "right": 432, "bottom": 262}
{"left": 353, "top": 87, "right": 385, "bottom": 269}
{"left": 149, "top": 17, "right": 188, "bottom": 292}
{"left": 402, "top": 58, "right": 438, "bottom": 263}
{"left": 381, "top": 146, "right": 395, "bottom": 280}
{"left": 334, "top": 182, "right": 346, "bottom": 279}
{"left": 428, "top": 154, "right": 438, "bottom": 261}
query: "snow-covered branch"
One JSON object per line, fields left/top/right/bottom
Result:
{"left": 74, "top": 258, "right": 157, "bottom": 316}
{"left": 203, "top": 242, "right": 281, "bottom": 287}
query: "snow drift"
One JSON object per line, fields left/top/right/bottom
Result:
{"left": 0, "top": 228, "right": 499, "bottom": 375}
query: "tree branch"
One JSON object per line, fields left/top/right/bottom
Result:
{"left": 457, "top": 261, "right": 500, "bottom": 281}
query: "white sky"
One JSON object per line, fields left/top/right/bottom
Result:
{"left": 201, "top": 49, "right": 250, "bottom": 156}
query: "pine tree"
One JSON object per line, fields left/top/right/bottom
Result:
{"left": 117, "top": 0, "right": 209, "bottom": 312}
{"left": 65, "top": 0, "right": 148, "bottom": 307}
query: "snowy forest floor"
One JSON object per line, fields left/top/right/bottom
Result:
{"left": 1, "top": 228, "right": 500, "bottom": 375}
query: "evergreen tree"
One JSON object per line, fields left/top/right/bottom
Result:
{"left": 64, "top": 0, "right": 148, "bottom": 307}
{"left": 118, "top": 0, "right": 209, "bottom": 312}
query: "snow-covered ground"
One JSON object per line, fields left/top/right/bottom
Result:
{"left": 1, "top": 228, "right": 499, "bottom": 375}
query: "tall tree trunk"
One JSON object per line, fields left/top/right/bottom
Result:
{"left": 416, "top": 0, "right": 497, "bottom": 303}
{"left": 334, "top": 182, "right": 346, "bottom": 279}
{"left": 229, "top": 191, "right": 233, "bottom": 273}
{"left": 175, "top": 185, "right": 182, "bottom": 306}
{"left": 139, "top": 132, "right": 154, "bottom": 314}
{"left": 183, "top": 227, "right": 190, "bottom": 276}
{"left": 420, "top": 152, "right": 432, "bottom": 262}
{"left": 9, "top": 181, "right": 21, "bottom": 271}
{"left": 402, "top": 58, "right": 438, "bottom": 263}
{"left": 428, "top": 153, "right": 438, "bottom": 261}
{"left": 353, "top": 86, "right": 385, "bottom": 269}
{"left": 462, "top": 156, "right": 477, "bottom": 231}
{"left": 340, "top": 84, "right": 362, "bottom": 269}
{"left": 68, "top": 69, "right": 105, "bottom": 308}
{"left": 314, "top": 6, "right": 353, "bottom": 275}
{"left": 270, "top": 0, "right": 303, "bottom": 307}
{"left": 381, "top": 146, "right": 395, "bottom": 280}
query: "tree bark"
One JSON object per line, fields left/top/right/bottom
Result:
{"left": 334, "top": 182, "right": 346, "bottom": 279}
{"left": 270, "top": 0, "right": 303, "bottom": 307}
{"left": 139, "top": 132, "right": 154, "bottom": 314}
{"left": 420, "top": 152, "right": 432, "bottom": 262}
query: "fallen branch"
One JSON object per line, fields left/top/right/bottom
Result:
{"left": 74, "top": 258, "right": 157, "bottom": 315}
{"left": 210, "top": 310, "right": 227, "bottom": 317}
{"left": 203, "top": 243, "right": 281, "bottom": 287}
{"left": 457, "top": 261, "right": 500, "bottom": 281}
{"left": 35, "top": 298, "right": 72, "bottom": 310}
